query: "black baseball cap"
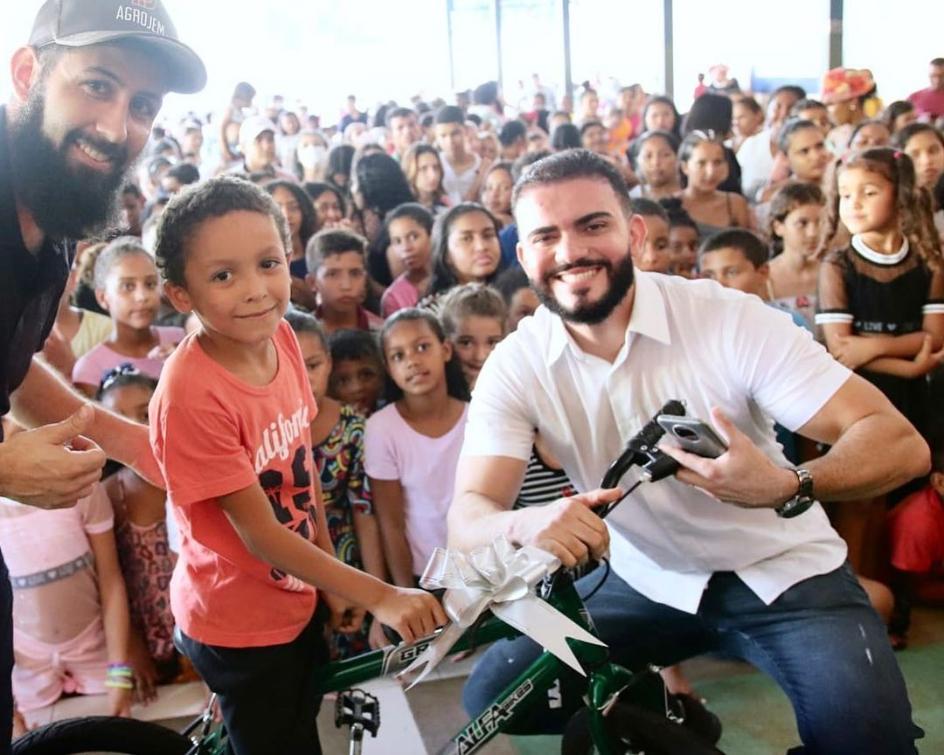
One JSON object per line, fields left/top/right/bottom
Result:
{"left": 28, "top": 0, "right": 206, "bottom": 94}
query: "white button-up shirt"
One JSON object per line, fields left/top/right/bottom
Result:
{"left": 462, "top": 271, "right": 850, "bottom": 613}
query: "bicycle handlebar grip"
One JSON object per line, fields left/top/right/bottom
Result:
{"left": 600, "top": 401, "right": 686, "bottom": 490}
{"left": 630, "top": 400, "right": 685, "bottom": 451}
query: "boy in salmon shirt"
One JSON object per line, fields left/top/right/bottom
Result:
{"left": 150, "top": 176, "right": 444, "bottom": 755}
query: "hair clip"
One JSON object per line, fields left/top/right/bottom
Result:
{"left": 691, "top": 129, "right": 719, "bottom": 142}
{"left": 99, "top": 363, "right": 141, "bottom": 393}
{"left": 893, "top": 150, "right": 903, "bottom": 159}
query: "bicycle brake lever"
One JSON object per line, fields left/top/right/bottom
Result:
{"left": 597, "top": 400, "right": 686, "bottom": 519}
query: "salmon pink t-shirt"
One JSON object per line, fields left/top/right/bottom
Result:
{"left": 150, "top": 320, "right": 319, "bottom": 648}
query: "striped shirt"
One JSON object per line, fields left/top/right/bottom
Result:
{"left": 514, "top": 446, "right": 577, "bottom": 509}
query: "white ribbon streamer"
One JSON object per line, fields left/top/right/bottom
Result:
{"left": 398, "top": 538, "right": 606, "bottom": 688}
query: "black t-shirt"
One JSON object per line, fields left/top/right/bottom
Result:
{"left": 0, "top": 106, "right": 70, "bottom": 438}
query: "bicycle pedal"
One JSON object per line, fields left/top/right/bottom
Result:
{"left": 334, "top": 688, "right": 381, "bottom": 737}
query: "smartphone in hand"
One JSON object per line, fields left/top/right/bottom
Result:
{"left": 656, "top": 415, "right": 728, "bottom": 458}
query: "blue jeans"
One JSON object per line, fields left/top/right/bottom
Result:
{"left": 463, "top": 563, "right": 921, "bottom": 754}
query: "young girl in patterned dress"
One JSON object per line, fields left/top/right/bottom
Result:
{"left": 98, "top": 367, "right": 183, "bottom": 697}
{"left": 285, "top": 310, "right": 387, "bottom": 656}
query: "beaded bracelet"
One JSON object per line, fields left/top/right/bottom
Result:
{"left": 105, "top": 663, "right": 134, "bottom": 690}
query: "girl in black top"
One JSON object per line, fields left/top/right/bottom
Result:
{"left": 817, "top": 148, "right": 944, "bottom": 438}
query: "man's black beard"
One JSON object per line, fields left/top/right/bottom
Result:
{"left": 8, "top": 89, "right": 131, "bottom": 241}
{"left": 533, "top": 254, "right": 635, "bottom": 325}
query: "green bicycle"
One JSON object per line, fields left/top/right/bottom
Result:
{"left": 12, "top": 401, "right": 724, "bottom": 755}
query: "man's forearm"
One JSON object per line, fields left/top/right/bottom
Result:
{"left": 447, "top": 491, "right": 521, "bottom": 552}
{"left": 12, "top": 356, "right": 147, "bottom": 467}
{"left": 804, "top": 412, "right": 929, "bottom": 501}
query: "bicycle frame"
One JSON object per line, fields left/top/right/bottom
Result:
{"left": 185, "top": 570, "right": 662, "bottom": 755}
{"left": 186, "top": 404, "right": 691, "bottom": 754}
{"left": 321, "top": 571, "right": 660, "bottom": 755}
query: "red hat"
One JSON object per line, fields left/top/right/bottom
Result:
{"left": 820, "top": 68, "right": 875, "bottom": 105}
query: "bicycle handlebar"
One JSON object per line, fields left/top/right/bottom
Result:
{"left": 597, "top": 400, "right": 686, "bottom": 520}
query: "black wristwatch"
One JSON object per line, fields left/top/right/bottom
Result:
{"left": 775, "top": 467, "right": 815, "bottom": 518}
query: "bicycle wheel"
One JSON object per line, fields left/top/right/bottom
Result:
{"left": 560, "top": 701, "right": 725, "bottom": 755}
{"left": 12, "top": 716, "right": 192, "bottom": 755}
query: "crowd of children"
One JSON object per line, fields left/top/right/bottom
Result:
{"left": 4, "top": 59, "right": 944, "bottom": 751}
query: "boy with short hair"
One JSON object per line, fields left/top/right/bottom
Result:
{"left": 327, "top": 329, "right": 385, "bottom": 417}
{"left": 661, "top": 199, "right": 700, "bottom": 279}
{"left": 700, "top": 229, "right": 807, "bottom": 330}
{"left": 435, "top": 106, "right": 486, "bottom": 204}
{"left": 305, "top": 229, "right": 383, "bottom": 336}
{"left": 151, "top": 176, "right": 444, "bottom": 755}
{"left": 629, "top": 198, "right": 672, "bottom": 273}
{"left": 699, "top": 229, "right": 807, "bottom": 327}
{"left": 698, "top": 228, "right": 772, "bottom": 300}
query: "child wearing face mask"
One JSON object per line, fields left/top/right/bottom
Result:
{"left": 296, "top": 130, "right": 329, "bottom": 183}
{"left": 72, "top": 237, "right": 184, "bottom": 397}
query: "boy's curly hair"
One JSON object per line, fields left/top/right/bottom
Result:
{"left": 154, "top": 175, "right": 291, "bottom": 287}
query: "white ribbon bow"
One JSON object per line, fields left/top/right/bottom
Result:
{"left": 398, "top": 537, "right": 606, "bottom": 688}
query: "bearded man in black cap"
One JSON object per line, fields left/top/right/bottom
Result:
{"left": 0, "top": 1, "right": 204, "bottom": 744}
